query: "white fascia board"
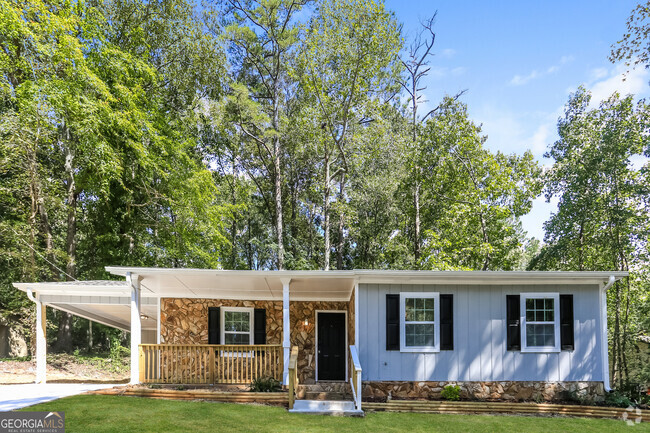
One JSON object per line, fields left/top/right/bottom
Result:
{"left": 105, "top": 267, "right": 628, "bottom": 282}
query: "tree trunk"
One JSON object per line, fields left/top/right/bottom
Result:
{"left": 272, "top": 87, "right": 284, "bottom": 270}
{"left": 337, "top": 174, "right": 346, "bottom": 270}
{"left": 88, "top": 320, "right": 93, "bottom": 350}
{"left": 414, "top": 178, "right": 421, "bottom": 266}
{"left": 56, "top": 139, "right": 76, "bottom": 353}
{"left": 230, "top": 154, "right": 238, "bottom": 269}
{"left": 412, "top": 85, "right": 421, "bottom": 268}
{"left": 323, "top": 159, "right": 331, "bottom": 271}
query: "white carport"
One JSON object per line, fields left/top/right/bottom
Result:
{"left": 13, "top": 268, "right": 358, "bottom": 385}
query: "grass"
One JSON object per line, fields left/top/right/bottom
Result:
{"left": 18, "top": 395, "right": 650, "bottom": 433}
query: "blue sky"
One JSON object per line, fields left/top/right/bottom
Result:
{"left": 384, "top": 0, "right": 650, "bottom": 240}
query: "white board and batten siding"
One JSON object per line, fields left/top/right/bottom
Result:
{"left": 358, "top": 283, "right": 603, "bottom": 382}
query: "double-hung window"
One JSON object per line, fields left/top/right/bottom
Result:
{"left": 221, "top": 307, "right": 253, "bottom": 345}
{"left": 399, "top": 293, "right": 440, "bottom": 352}
{"left": 520, "top": 293, "right": 560, "bottom": 353}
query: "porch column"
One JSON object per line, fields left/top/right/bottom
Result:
{"left": 36, "top": 299, "right": 46, "bottom": 383}
{"left": 128, "top": 272, "right": 141, "bottom": 384}
{"left": 26, "top": 289, "right": 46, "bottom": 383}
{"left": 281, "top": 278, "right": 291, "bottom": 385}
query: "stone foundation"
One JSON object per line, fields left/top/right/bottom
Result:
{"left": 362, "top": 381, "right": 605, "bottom": 403}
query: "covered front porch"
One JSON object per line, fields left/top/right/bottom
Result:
{"left": 13, "top": 268, "right": 362, "bottom": 410}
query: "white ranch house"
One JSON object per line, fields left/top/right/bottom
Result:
{"left": 13, "top": 268, "right": 626, "bottom": 414}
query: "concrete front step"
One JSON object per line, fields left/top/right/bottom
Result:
{"left": 297, "top": 383, "right": 352, "bottom": 400}
{"left": 289, "top": 400, "right": 364, "bottom": 416}
{"left": 302, "top": 392, "right": 349, "bottom": 401}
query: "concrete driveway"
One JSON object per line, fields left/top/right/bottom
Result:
{"left": 0, "top": 383, "right": 119, "bottom": 411}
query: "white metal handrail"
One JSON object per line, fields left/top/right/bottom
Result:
{"left": 349, "top": 345, "right": 362, "bottom": 410}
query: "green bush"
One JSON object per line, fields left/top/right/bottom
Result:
{"left": 250, "top": 376, "right": 281, "bottom": 392}
{"left": 604, "top": 390, "right": 634, "bottom": 408}
{"left": 441, "top": 384, "right": 461, "bottom": 401}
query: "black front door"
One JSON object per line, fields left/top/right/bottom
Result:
{"left": 317, "top": 312, "right": 346, "bottom": 381}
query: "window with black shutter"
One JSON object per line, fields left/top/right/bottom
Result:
{"left": 506, "top": 295, "right": 520, "bottom": 351}
{"left": 254, "top": 308, "right": 266, "bottom": 345}
{"left": 386, "top": 294, "right": 400, "bottom": 350}
{"left": 208, "top": 307, "right": 220, "bottom": 344}
{"left": 440, "top": 294, "right": 454, "bottom": 350}
{"left": 560, "top": 295, "right": 574, "bottom": 350}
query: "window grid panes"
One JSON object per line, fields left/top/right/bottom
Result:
{"left": 404, "top": 297, "right": 435, "bottom": 347}
{"left": 524, "top": 297, "right": 555, "bottom": 347}
{"left": 223, "top": 310, "right": 251, "bottom": 345}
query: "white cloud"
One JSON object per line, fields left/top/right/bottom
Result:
{"left": 427, "top": 66, "right": 467, "bottom": 79}
{"left": 588, "top": 63, "right": 649, "bottom": 106}
{"left": 509, "top": 55, "right": 574, "bottom": 86}
{"left": 530, "top": 124, "right": 551, "bottom": 158}
{"left": 510, "top": 70, "right": 541, "bottom": 86}
{"left": 451, "top": 66, "right": 467, "bottom": 76}
{"left": 440, "top": 48, "right": 456, "bottom": 58}
{"left": 520, "top": 196, "right": 559, "bottom": 240}
{"left": 560, "top": 55, "right": 574, "bottom": 64}
{"left": 589, "top": 67, "right": 609, "bottom": 81}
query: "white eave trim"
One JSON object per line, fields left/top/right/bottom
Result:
{"left": 105, "top": 267, "right": 628, "bottom": 283}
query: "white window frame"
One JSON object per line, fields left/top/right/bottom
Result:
{"left": 400, "top": 292, "right": 440, "bottom": 353}
{"left": 520, "top": 292, "right": 560, "bottom": 353}
{"left": 221, "top": 307, "right": 254, "bottom": 345}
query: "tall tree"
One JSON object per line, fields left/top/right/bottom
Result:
{"left": 530, "top": 87, "right": 650, "bottom": 386}
{"left": 417, "top": 98, "right": 541, "bottom": 271}
{"left": 297, "top": 0, "right": 401, "bottom": 269}
{"left": 215, "top": 0, "right": 308, "bottom": 270}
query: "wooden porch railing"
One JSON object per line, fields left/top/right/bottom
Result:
{"left": 139, "top": 344, "right": 283, "bottom": 384}
{"left": 349, "top": 345, "right": 362, "bottom": 411}
{"left": 287, "top": 346, "right": 299, "bottom": 409}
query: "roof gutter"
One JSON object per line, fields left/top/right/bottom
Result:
{"left": 601, "top": 275, "right": 616, "bottom": 392}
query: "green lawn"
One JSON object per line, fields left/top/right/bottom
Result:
{"left": 19, "top": 395, "right": 649, "bottom": 433}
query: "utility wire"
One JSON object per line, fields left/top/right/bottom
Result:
{"left": 2, "top": 226, "right": 78, "bottom": 281}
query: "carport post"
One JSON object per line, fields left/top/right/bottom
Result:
{"left": 128, "top": 273, "right": 141, "bottom": 384}
{"left": 26, "top": 289, "right": 46, "bottom": 383}
{"left": 281, "top": 278, "right": 291, "bottom": 386}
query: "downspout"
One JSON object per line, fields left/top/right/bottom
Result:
{"left": 601, "top": 275, "right": 615, "bottom": 392}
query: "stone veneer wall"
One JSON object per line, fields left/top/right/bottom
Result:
{"left": 362, "top": 381, "right": 605, "bottom": 403}
{"left": 161, "top": 297, "right": 355, "bottom": 383}
{"left": 289, "top": 301, "right": 350, "bottom": 383}
{"left": 160, "top": 299, "right": 283, "bottom": 344}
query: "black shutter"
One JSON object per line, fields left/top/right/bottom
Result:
{"left": 208, "top": 307, "right": 220, "bottom": 344}
{"left": 386, "top": 294, "right": 400, "bottom": 350}
{"left": 506, "top": 295, "right": 521, "bottom": 351}
{"left": 560, "top": 295, "right": 574, "bottom": 350}
{"left": 440, "top": 294, "right": 454, "bottom": 350}
{"left": 254, "top": 308, "right": 266, "bottom": 344}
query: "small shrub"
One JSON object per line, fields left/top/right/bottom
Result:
{"left": 250, "top": 376, "right": 281, "bottom": 392}
{"left": 175, "top": 385, "right": 186, "bottom": 391}
{"left": 441, "top": 384, "right": 461, "bottom": 401}
{"left": 604, "top": 390, "right": 633, "bottom": 408}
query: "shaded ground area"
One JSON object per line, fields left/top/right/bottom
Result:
{"left": 19, "top": 394, "right": 649, "bottom": 433}
{"left": 0, "top": 354, "right": 129, "bottom": 384}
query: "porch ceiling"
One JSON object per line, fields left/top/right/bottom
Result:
{"left": 108, "top": 268, "right": 357, "bottom": 302}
